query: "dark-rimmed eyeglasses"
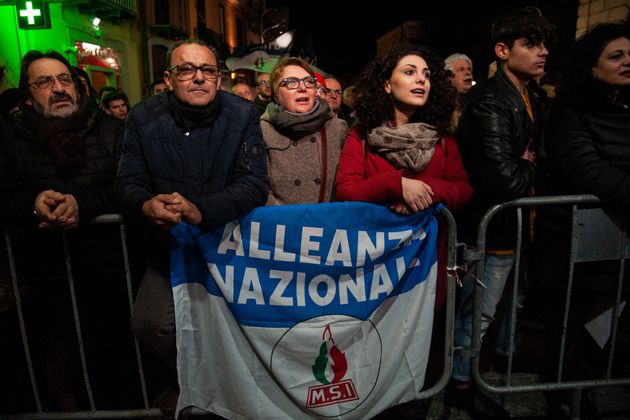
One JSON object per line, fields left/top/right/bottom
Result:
{"left": 28, "top": 73, "right": 74, "bottom": 90}
{"left": 168, "top": 64, "right": 219, "bottom": 81}
{"left": 279, "top": 76, "right": 317, "bottom": 90}
{"left": 326, "top": 88, "right": 343, "bottom": 96}
{"left": 258, "top": 80, "right": 270, "bottom": 87}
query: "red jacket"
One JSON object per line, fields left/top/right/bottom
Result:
{"left": 335, "top": 126, "right": 473, "bottom": 309}
{"left": 335, "top": 126, "right": 472, "bottom": 211}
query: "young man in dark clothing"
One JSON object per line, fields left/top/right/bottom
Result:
{"left": 453, "top": 7, "right": 554, "bottom": 389}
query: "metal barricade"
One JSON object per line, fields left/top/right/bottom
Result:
{"left": 1, "top": 208, "right": 460, "bottom": 418}
{"left": 2, "top": 215, "right": 162, "bottom": 419}
{"left": 417, "top": 207, "right": 458, "bottom": 400}
{"left": 466, "top": 195, "right": 630, "bottom": 418}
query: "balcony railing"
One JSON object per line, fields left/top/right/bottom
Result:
{"left": 64, "top": 0, "right": 137, "bottom": 18}
{"left": 107, "top": 0, "right": 136, "bottom": 14}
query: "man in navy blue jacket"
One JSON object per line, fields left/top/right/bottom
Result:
{"left": 115, "top": 39, "right": 268, "bottom": 402}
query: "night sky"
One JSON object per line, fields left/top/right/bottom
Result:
{"left": 267, "top": 0, "right": 579, "bottom": 85}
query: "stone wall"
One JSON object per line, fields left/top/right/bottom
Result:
{"left": 577, "top": 0, "right": 630, "bottom": 37}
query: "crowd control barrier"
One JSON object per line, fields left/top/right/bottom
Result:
{"left": 0, "top": 208, "right": 460, "bottom": 419}
{"left": 465, "top": 195, "right": 630, "bottom": 419}
{"left": 1, "top": 215, "right": 162, "bottom": 419}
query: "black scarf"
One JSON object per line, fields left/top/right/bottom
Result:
{"left": 21, "top": 93, "right": 95, "bottom": 178}
{"left": 167, "top": 91, "right": 222, "bottom": 130}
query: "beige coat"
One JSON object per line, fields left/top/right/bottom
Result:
{"left": 262, "top": 117, "right": 348, "bottom": 205}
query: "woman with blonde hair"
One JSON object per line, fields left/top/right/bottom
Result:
{"left": 261, "top": 56, "right": 347, "bottom": 205}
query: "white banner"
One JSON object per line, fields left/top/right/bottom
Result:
{"left": 170, "top": 202, "right": 440, "bottom": 419}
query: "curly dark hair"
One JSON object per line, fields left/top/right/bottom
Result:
{"left": 556, "top": 22, "right": 630, "bottom": 106}
{"left": 354, "top": 45, "right": 456, "bottom": 134}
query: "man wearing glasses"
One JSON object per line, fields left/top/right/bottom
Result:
{"left": 116, "top": 40, "right": 268, "bottom": 405}
{"left": 0, "top": 50, "right": 125, "bottom": 408}
{"left": 254, "top": 72, "right": 272, "bottom": 116}
{"left": 323, "top": 77, "right": 343, "bottom": 117}
{"left": 1, "top": 49, "right": 123, "bottom": 230}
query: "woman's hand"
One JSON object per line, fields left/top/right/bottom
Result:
{"left": 390, "top": 200, "right": 411, "bottom": 215}
{"left": 401, "top": 177, "right": 434, "bottom": 212}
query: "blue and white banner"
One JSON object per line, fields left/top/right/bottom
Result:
{"left": 170, "top": 202, "right": 440, "bottom": 419}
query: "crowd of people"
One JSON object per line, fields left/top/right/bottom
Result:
{"left": 1, "top": 5, "right": 629, "bottom": 418}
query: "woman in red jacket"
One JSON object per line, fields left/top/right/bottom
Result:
{"left": 335, "top": 45, "right": 472, "bottom": 214}
{"left": 335, "top": 46, "right": 473, "bottom": 309}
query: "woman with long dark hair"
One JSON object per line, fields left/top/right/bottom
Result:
{"left": 335, "top": 46, "right": 473, "bottom": 310}
{"left": 335, "top": 45, "right": 471, "bottom": 215}
{"left": 538, "top": 22, "right": 630, "bottom": 381}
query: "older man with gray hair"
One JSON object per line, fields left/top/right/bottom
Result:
{"left": 444, "top": 53, "right": 474, "bottom": 94}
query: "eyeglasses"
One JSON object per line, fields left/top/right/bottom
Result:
{"left": 326, "top": 88, "right": 343, "bottom": 96}
{"left": 28, "top": 73, "right": 74, "bottom": 90}
{"left": 279, "top": 76, "right": 317, "bottom": 90}
{"left": 258, "top": 80, "right": 270, "bottom": 86}
{"left": 168, "top": 64, "right": 219, "bottom": 81}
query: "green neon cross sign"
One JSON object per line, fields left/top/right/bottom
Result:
{"left": 16, "top": 0, "right": 50, "bottom": 30}
{"left": 20, "top": 1, "right": 41, "bottom": 24}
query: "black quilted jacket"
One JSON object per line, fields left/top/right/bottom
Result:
{"left": 0, "top": 107, "right": 123, "bottom": 224}
{"left": 0, "top": 106, "right": 124, "bottom": 282}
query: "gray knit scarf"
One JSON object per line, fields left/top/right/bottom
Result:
{"left": 261, "top": 99, "right": 331, "bottom": 139}
{"left": 367, "top": 122, "right": 439, "bottom": 172}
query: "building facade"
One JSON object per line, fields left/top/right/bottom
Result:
{"left": 0, "top": 0, "right": 261, "bottom": 102}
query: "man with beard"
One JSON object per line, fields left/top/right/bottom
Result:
{"left": 0, "top": 50, "right": 131, "bottom": 411}
{"left": 1, "top": 49, "right": 122, "bottom": 235}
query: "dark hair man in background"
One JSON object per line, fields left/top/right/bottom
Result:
{"left": 452, "top": 6, "right": 554, "bottom": 405}
{"left": 102, "top": 89, "right": 130, "bottom": 120}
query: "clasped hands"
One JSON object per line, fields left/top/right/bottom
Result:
{"left": 34, "top": 190, "right": 79, "bottom": 230}
{"left": 142, "top": 192, "right": 202, "bottom": 229}
{"left": 390, "top": 177, "right": 434, "bottom": 216}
